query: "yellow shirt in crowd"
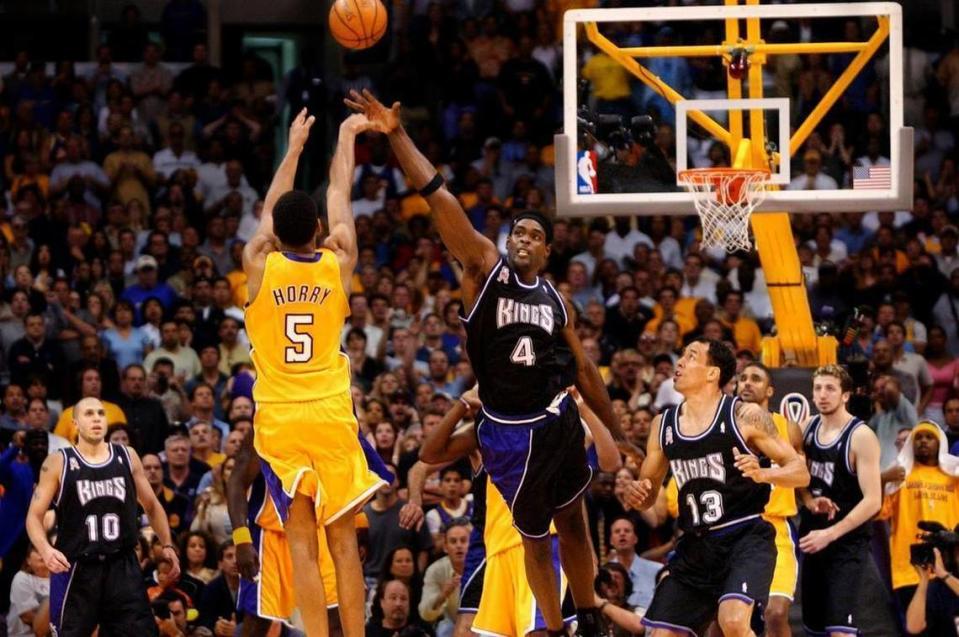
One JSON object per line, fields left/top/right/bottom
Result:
{"left": 54, "top": 401, "right": 128, "bottom": 443}
{"left": 880, "top": 465, "right": 959, "bottom": 590}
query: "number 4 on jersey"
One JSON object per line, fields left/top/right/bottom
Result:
{"left": 510, "top": 336, "right": 536, "bottom": 367}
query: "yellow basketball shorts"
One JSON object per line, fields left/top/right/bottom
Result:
{"left": 767, "top": 516, "right": 799, "bottom": 601}
{"left": 254, "top": 391, "right": 386, "bottom": 525}
{"left": 237, "top": 526, "right": 339, "bottom": 620}
{"left": 472, "top": 536, "right": 574, "bottom": 637}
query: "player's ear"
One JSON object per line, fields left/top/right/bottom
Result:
{"left": 765, "top": 385, "right": 774, "bottom": 400}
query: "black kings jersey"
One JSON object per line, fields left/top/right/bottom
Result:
{"left": 462, "top": 258, "right": 575, "bottom": 414}
{"left": 660, "top": 395, "right": 771, "bottom": 533}
{"left": 54, "top": 444, "right": 140, "bottom": 561}
{"left": 801, "top": 415, "right": 867, "bottom": 536}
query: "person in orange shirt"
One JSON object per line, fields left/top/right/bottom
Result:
{"left": 643, "top": 286, "right": 696, "bottom": 338}
{"left": 719, "top": 289, "right": 763, "bottom": 355}
{"left": 880, "top": 421, "right": 959, "bottom": 611}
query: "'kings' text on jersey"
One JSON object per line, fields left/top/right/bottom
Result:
{"left": 660, "top": 395, "right": 771, "bottom": 532}
{"left": 463, "top": 259, "right": 575, "bottom": 414}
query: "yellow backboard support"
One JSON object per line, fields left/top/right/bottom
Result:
{"left": 579, "top": 0, "right": 894, "bottom": 367}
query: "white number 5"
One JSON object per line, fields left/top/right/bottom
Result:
{"left": 510, "top": 336, "right": 536, "bottom": 367}
{"left": 285, "top": 314, "right": 314, "bottom": 363}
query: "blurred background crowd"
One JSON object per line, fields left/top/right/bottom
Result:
{"left": 0, "top": 0, "right": 957, "bottom": 635}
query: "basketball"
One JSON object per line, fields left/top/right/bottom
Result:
{"left": 329, "top": 0, "right": 388, "bottom": 50}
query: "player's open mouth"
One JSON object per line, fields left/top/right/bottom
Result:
{"left": 517, "top": 249, "right": 529, "bottom": 257}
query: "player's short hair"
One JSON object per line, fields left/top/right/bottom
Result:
{"left": 216, "top": 540, "right": 234, "bottom": 562}
{"left": 693, "top": 337, "right": 737, "bottom": 387}
{"left": 885, "top": 320, "right": 906, "bottom": 336}
{"left": 813, "top": 363, "right": 853, "bottom": 393}
{"left": 439, "top": 465, "right": 465, "bottom": 481}
{"left": 511, "top": 210, "right": 554, "bottom": 243}
{"left": 742, "top": 361, "right": 773, "bottom": 386}
{"left": 440, "top": 516, "right": 471, "bottom": 536}
{"left": 272, "top": 191, "right": 318, "bottom": 247}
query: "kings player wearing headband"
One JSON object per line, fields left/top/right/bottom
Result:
{"left": 346, "top": 89, "right": 628, "bottom": 637}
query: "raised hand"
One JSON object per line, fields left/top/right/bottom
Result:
{"left": 344, "top": 89, "right": 401, "bottom": 134}
{"left": 288, "top": 108, "right": 316, "bottom": 153}
{"left": 340, "top": 113, "right": 376, "bottom": 137}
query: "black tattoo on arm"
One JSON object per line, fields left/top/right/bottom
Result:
{"left": 736, "top": 401, "right": 779, "bottom": 436}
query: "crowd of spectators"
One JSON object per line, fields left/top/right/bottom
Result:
{"left": 0, "top": 0, "right": 957, "bottom": 635}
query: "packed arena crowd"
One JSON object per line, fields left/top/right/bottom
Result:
{"left": 0, "top": 0, "right": 958, "bottom": 635}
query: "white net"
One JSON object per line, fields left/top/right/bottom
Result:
{"left": 678, "top": 169, "right": 770, "bottom": 252}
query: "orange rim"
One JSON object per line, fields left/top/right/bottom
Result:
{"left": 678, "top": 168, "right": 770, "bottom": 204}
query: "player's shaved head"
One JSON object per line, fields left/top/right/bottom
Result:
{"left": 74, "top": 397, "right": 108, "bottom": 444}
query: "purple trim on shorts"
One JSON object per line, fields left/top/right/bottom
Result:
{"left": 824, "top": 626, "right": 859, "bottom": 635}
{"left": 259, "top": 459, "right": 291, "bottom": 524}
{"left": 48, "top": 563, "right": 77, "bottom": 633}
{"left": 237, "top": 524, "right": 264, "bottom": 617}
{"left": 719, "top": 593, "right": 755, "bottom": 605}
{"left": 802, "top": 624, "right": 827, "bottom": 636}
{"left": 641, "top": 617, "right": 699, "bottom": 636}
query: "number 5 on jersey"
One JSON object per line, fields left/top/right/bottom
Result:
{"left": 285, "top": 314, "right": 313, "bottom": 363}
{"left": 510, "top": 336, "right": 536, "bottom": 367}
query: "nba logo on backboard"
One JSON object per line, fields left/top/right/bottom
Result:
{"left": 576, "top": 151, "right": 597, "bottom": 194}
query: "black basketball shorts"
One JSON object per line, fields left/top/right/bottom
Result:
{"left": 800, "top": 533, "right": 870, "bottom": 635}
{"left": 643, "top": 517, "right": 777, "bottom": 636}
{"left": 49, "top": 550, "right": 157, "bottom": 637}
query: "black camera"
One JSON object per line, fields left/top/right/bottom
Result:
{"left": 910, "top": 521, "right": 959, "bottom": 570}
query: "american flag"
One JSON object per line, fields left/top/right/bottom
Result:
{"left": 852, "top": 165, "right": 892, "bottom": 189}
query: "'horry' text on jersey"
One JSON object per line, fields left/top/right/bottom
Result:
{"left": 670, "top": 453, "right": 726, "bottom": 490}
{"left": 76, "top": 477, "right": 127, "bottom": 506}
{"left": 496, "top": 298, "right": 554, "bottom": 333}
{"left": 271, "top": 285, "right": 333, "bottom": 306}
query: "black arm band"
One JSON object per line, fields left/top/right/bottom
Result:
{"left": 418, "top": 173, "right": 445, "bottom": 197}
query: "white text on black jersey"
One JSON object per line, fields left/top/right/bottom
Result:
{"left": 76, "top": 477, "right": 127, "bottom": 506}
{"left": 670, "top": 453, "right": 726, "bottom": 490}
{"left": 496, "top": 298, "right": 554, "bottom": 332}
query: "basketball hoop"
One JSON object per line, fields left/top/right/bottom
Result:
{"left": 678, "top": 168, "right": 770, "bottom": 253}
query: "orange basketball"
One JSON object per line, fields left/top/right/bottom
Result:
{"left": 329, "top": 0, "right": 388, "bottom": 50}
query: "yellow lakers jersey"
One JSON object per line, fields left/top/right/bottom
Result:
{"left": 245, "top": 250, "right": 350, "bottom": 403}
{"left": 764, "top": 412, "right": 798, "bottom": 519}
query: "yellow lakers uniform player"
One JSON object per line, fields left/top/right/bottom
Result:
{"left": 246, "top": 249, "right": 385, "bottom": 525}
{"left": 472, "top": 478, "right": 574, "bottom": 637}
{"left": 763, "top": 412, "right": 799, "bottom": 602}
{"left": 663, "top": 412, "right": 798, "bottom": 602}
